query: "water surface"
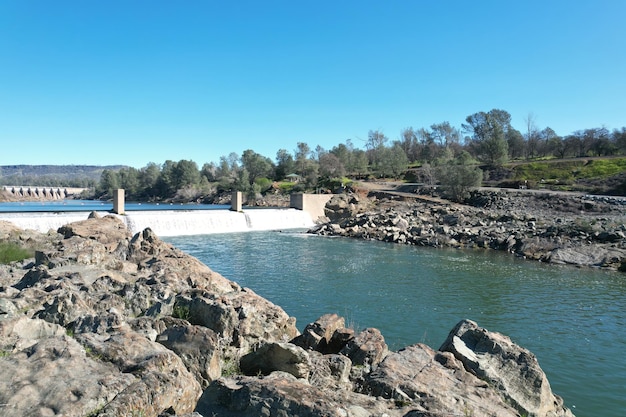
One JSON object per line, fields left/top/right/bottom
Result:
{"left": 166, "top": 231, "right": 626, "bottom": 417}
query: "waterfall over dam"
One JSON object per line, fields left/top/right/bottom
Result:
{"left": 0, "top": 208, "right": 315, "bottom": 237}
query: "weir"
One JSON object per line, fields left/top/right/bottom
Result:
{"left": 0, "top": 190, "right": 331, "bottom": 236}
{"left": 0, "top": 208, "right": 315, "bottom": 237}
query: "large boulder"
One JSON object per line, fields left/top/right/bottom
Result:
{"left": 0, "top": 320, "right": 138, "bottom": 417}
{"left": 291, "top": 313, "right": 353, "bottom": 353}
{"left": 240, "top": 342, "right": 311, "bottom": 379}
{"left": 364, "top": 343, "right": 519, "bottom": 416}
{"left": 340, "top": 327, "right": 388, "bottom": 370}
{"left": 440, "top": 319, "right": 574, "bottom": 417}
{"left": 197, "top": 373, "right": 403, "bottom": 417}
{"left": 324, "top": 194, "right": 368, "bottom": 222}
{"left": 156, "top": 320, "right": 222, "bottom": 389}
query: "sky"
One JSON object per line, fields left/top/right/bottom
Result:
{"left": 1, "top": 1, "right": 625, "bottom": 168}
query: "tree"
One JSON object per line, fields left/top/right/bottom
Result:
{"left": 506, "top": 128, "right": 525, "bottom": 160}
{"left": 172, "top": 159, "right": 201, "bottom": 190}
{"left": 201, "top": 162, "right": 217, "bottom": 182}
{"left": 215, "top": 153, "right": 240, "bottom": 190}
{"left": 155, "top": 160, "right": 177, "bottom": 198}
{"left": 275, "top": 149, "right": 295, "bottom": 180}
{"left": 430, "top": 122, "right": 461, "bottom": 148}
{"left": 241, "top": 149, "right": 274, "bottom": 185}
{"left": 436, "top": 151, "right": 483, "bottom": 202}
{"left": 117, "top": 167, "right": 140, "bottom": 198}
{"left": 295, "top": 142, "right": 311, "bottom": 176}
{"left": 350, "top": 149, "right": 369, "bottom": 178}
{"left": 463, "top": 109, "right": 511, "bottom": 166}
{"left": 98, "top": 169, "right": 120, "bottom": 197}
{"left": 399, "top": 127, "right": 420, "bottom": 162}
{"left": 524, "top": 113, "right": 540, "bottom": 159}
{"left": 612, "top": 127, "right": 626, "bottom": 154}
{"left": 319, "top": 152, "right": 345, "bottom": 179}
{"left": 138, "top": 162, "right": 161, "bottom": 198}
{"left": 379, "top": 144, "right": 409, "bottom": 179}
{"left": 330, "top": 143, "right": 351, "bottom": 169}
{"left": 366, "top": 130, "right": 388, "bottom": 172}
{"left": 538, "top": 127, "right": 559, "bottom": 158}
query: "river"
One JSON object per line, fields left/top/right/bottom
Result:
{"left": 166, "top": 230, "right": 626, "bottom": 417}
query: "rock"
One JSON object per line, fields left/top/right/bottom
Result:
{"left": 0, "top": 298, "right": 18, "bottom": 319}
{"left": 340, "top": 327, "right": 388, "bottom": 370}
{"left": 57, "top": 215, "right": 132, "bottom": 251}
{"left": 440, "top": 319, "right": 574, "bottom": 417}
{"left": 309, "top": 352, "right": 353, "bottom": 390}
{"left": 197, "top": 373, "right": 402, "bottom": 417}
{"left": 291, "top": 313, "right": 351, "bottom": 353}
{"left": 239, "top": 342, "right": 311, "bottom": 379}
{"left": 156, "top": 321, "right": 222, "bottom": 389}
{"left": 0, "top": 332, "right": 137, "bottom": 417}
{"left": 185, "top": 289, "right": 298, "bottom": 353}
{"left": 324, "top": 194, "right": 368, "bottom": 222}
{"left": 364, "top": 343, "right": 519, "bottom": 416}
{"left": 75, "top": 330, "right": 202, "bottom": 416}
{"left": 550, "top": 245, "right": 626, "bottom": 269}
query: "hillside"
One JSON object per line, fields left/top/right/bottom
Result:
{"left": 483, "top": 157, "right": 626, "bottom": 196}
{"left": 0, "top": 164, "right": 126, "bottom": 188}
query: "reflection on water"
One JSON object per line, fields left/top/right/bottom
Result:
{"left": 166, "top": 231, "right": 626, "bottom": 417}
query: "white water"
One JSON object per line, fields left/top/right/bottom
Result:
{"left": 0, "top": 208, "right": 314, "bottom": 237}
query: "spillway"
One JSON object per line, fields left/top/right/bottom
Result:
{"left": 0, "top": 208, "right": 315, "bottom": 237}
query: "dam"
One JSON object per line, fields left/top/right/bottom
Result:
{"left": 0, "top": 208, "right": 315, "bottom": 237}
{"left": 0, "top": 192, "right": 332, "bottom": 237}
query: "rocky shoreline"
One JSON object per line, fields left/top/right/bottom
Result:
{"left": 0, "top": 214, "right": 578, "bottom": 416}
{"left": 311, "top": 188, "right": 626, "bottom": 272}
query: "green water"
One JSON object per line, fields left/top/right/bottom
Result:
{"left": 166, "top": 231, "right": 626, "bottom": 417}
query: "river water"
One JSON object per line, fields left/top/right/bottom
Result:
{"left": 166, "top": 230, "right": 626, "bottom": 417}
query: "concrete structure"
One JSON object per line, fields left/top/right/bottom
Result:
{"left": 1, "top": 186, "right": 89, "bottom": 200}
{"left": 113, "top": 189, "right": 125, "bottom": 214}
{"left": 231, "top": 191, "right": 243, "bottom": 212}
{"left": 290, "top": 193, "right": 333, "bottom": 222}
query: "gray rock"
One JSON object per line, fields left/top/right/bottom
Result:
{"left": 291, "top": 313, "right": 351, "bottom": 353}
{"left": 440, "top": 319, "right": 574, "bottom": 417}
{"left": 157, "top": 321, "right": 222, "bottom": 388}
{"left": 364, "top": 343, "right": 519, "bottom": 416}
{"left": 340, "top": 327, "right": 388, "bottom": 370}
{"left": 240, "top": 342, "right": 311, "bottom": 379}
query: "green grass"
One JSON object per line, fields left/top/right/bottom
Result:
{"left": 0, "top": 242, "right": 34, "bottom": 264}
{"left": 510, "top": 157, "right": 626, "bottom": 182}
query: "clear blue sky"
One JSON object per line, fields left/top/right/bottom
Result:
{"left": 1, "top": 1, "right": 625, "bottom": 168}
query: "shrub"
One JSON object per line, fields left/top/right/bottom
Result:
{"left": 436, "top": 155, "right": 483, "bottom": 202}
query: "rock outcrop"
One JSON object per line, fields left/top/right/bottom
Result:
{"left": 0, "top": 215, "right": 576, "bottom": 416}
{"left": 311, "top": 190, "right": 626, "bottom": 271}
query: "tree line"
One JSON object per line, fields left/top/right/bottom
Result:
{"left": 95, "top": 109, "right": 626, "bottom": 202}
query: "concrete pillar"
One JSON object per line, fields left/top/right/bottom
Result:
{"left": 290, "top": 193, "right": 304, "bottom": 210}
{"left": 113, "top": 189, "right": 125, "bottom": 214}
{"left": 231, "top": 191, "right": 243, "bottom": 212}
{"left": 290, "top": 193, "right": 333, "bottom": 222}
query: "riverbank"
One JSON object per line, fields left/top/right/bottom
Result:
{"left": 0, "top": 215, "right": 575, "bottom": 416}
{"left": 310, "top": 186, "right": 626, "bottom": 271}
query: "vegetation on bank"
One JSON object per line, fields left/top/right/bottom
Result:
{"left": 0, "top": 242, "right": 34, "bottom": 264}
{"left": 3, "top": 108, "right": 625, "bottom": 202}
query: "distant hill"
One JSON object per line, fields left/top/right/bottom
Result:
{"left": 0, "top": 165, "right": 127, "bottom": 188}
